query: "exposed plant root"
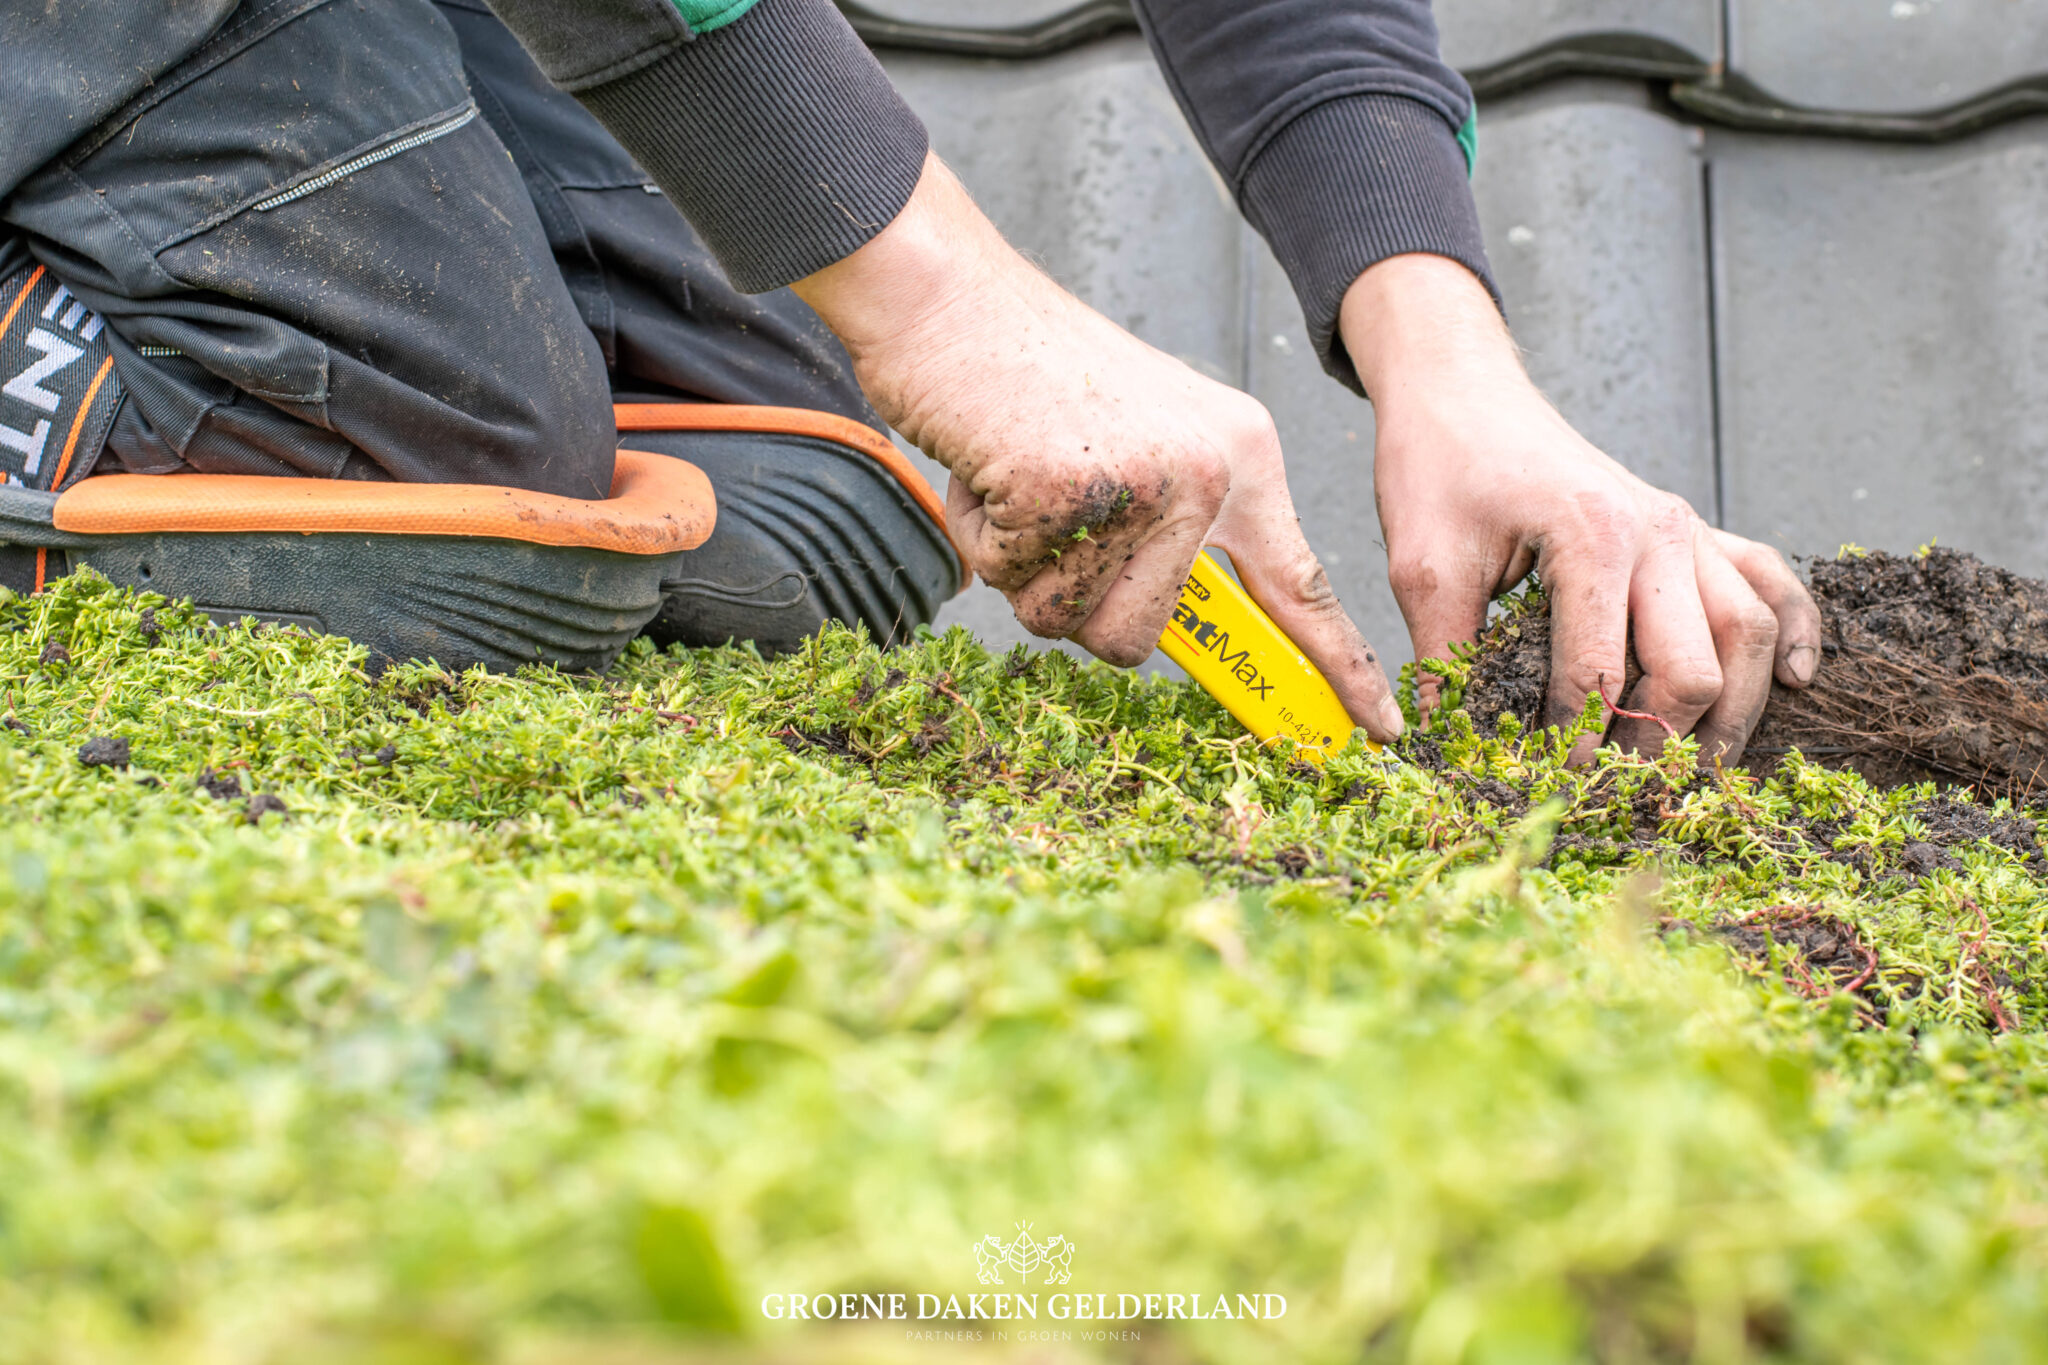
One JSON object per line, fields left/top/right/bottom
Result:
{"left": 1755, "top": 647, "right": 2048, "bottom": 801}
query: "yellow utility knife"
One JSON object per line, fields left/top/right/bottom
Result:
{"left": 1157, "top": 551, "right": 1371, "bottom": 763}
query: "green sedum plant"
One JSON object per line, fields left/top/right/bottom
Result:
{"left": 0, "top": 571, "right": 2044, "bottom": 1364}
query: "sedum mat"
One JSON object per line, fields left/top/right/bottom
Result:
{"left": 2, "top": 572, "right": 2046, "bottom": 1364}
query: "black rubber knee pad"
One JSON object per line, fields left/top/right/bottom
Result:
{"left": 0, "top": 509, "right": 670, "bottom": 674}
{"left": 629, "top": 429, "right": 961, "bottom": 655}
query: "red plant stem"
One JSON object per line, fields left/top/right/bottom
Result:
{"left": 1598, "top": 673, "right": 1679, "bottom": 741}
{"left": 1840, "top": 942, "right": 1879, "bottom": 996}
{"left": 1960, "top": 898, "right": 2016, "bottom": 1032}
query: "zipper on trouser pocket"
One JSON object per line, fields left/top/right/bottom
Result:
{"left": 251, "top": 105, "right": 479, "bottom": 213}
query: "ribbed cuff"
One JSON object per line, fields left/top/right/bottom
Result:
{"left": 1241, "top": 94, "right": 1498, "bottom": 397}
{"left": 574, "top": 0, "right": 929, "bottom": 293}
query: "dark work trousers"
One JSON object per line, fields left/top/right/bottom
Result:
{"left": 0, "top": 0, "right": 881, "bottom": 497}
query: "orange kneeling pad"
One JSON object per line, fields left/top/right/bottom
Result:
{"left": 613, "top": 402, "right": 966, "bottom": 583}
{"left": 53, "top": 448, "right": 714, "bottom": 555}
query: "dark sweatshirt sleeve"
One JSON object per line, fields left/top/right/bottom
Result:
{"left": 1130, "top": 0, "right": 1497, "bottom": 395}
{"left": 484, "top": 0, "right": 929, "bottom": 292}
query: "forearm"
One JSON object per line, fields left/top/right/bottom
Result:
{"left": 1340, "top": 253, "right": 1536, "bottom": 406}
{"left": 484, "top": 0, "right": 927, "bottom": 292}
{"left": 790, "top": 155, "right": 999, "bottom": 362}
{"left": 790, "top": 154, "right": 1055, "bottom": 457}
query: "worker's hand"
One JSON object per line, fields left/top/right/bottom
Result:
{"left": 1342, "top": 253, "right": 1822, "bottom": 765}
{"left": 795, "top": 154, "right": 1406, "bottom": 741}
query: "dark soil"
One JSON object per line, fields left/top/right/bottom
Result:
{"left": 910, "top": 715, "right": 952, "bottom": 756}
{"left": 1706, "top": 907, "right": 1884, "bottom": 1014}
{"left": 776, "top": 725, "right": 859, "bottom": 761}
{"left": 197, "top": 767, "right": 244, "bottom": 801}
{"left": 1753, "top": 550, "right": 2048, "bottom": 796}
{"left": 1272, "top": 846, "right": 1313, "bottom": 877}
{"left": 1914, "top": 792, "right": 2041, "bottom": 862}
{"left": 1463, "top": 549, "right": 2048, "bottom": 801}
{"left": 77, "top": 736, "right": 130, "bottom": 769}
{"left": 245, "top": 793, "right": 289, "bottom": 823}
{"left": 389, "top": 672, "right": 462, "bottom": 718}
{"left": 1463, "top": 609, "right": 1553, "bottom": 738}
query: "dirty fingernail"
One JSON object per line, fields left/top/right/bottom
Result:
{"left": 1376, "top": 696, "right": 1406, "bottom": 738}
{"left": 1787, "top": 644, "right": 1818, "bottom": 686}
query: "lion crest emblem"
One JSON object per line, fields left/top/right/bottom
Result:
{"left": 974, "top": 1222, "right": 1074, "bottom": 1285}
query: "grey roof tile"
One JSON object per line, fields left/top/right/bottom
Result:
{"left": 840, "top": 0, "right": 1134, "bottom": 58}
{"left": 1726, "top": 0, "right": 2048, "bottom": 115}
{"left": 844, "top": 0, "right": 1718, "bottom": 89}
{"left": 1244, "top": 243, "right": 1407, "bottom": 670}
{"left": 1471, "top": 81, "right": 1718, "bottom": 519}
{"left": 1711, "top": 119, "right": 2048, "bottom": 579}
{"left": 845, "top": 1, "right": 2046, "bottom": 130}
{"left": 849, "top": 0, "right": 1090, "bottom": 23}
{"left": 1438, "top": 0, "right": 1716, "bottom": 85}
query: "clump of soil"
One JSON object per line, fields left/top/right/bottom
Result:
{"left": 77, "top": 736, "right": 130, "bottom": 769}
{"left": 1463, "top": 609, "right": 1552, "bottom": 736}
{"left": 1709, "top": 906, "right": 1881, "bottom": 1011}
{"left": 245, "top": 792, "right": 289, "bottom": 824}
{"left": 197, "top": 767, "right": 244, "bottom": 801}
{"left": 1463, "top": 549, "right": 2048, "bottom": 800}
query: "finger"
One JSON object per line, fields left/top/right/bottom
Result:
{"left": 1709, "top": 528, "right": 1823, "bottom": 689}
{"left": 1003, "top": 487, "right": 1186, "bottom": 639}
{"left": 1387, "top": 541, "right": 1494, "bottom": 720}
{"left": 961, "top": 469, "right": 1173, "bottom": 626}
{"left": 1213, "top": 494, "right": 1404, "bottom": 742}
{"left": 1539, "top": 533, "right": 1633, "bottom": 761}
{"left": 945, "top": 473, "right": 1016, "bottom": 588}
{"left": 1690, "top": 539, "right": 1779, "bottom": 767}
{"left": 948, "top": 469, "right": 1138, "bottom": 598}
{"left": 1001, "top": 531, "right": 1148, "bottom": 639}
{"left": 1612, "top": 520, "right": 1722, "bottom": 754}
{"left": 1071, "top": 512, "right": 1208, "bottom": 667}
